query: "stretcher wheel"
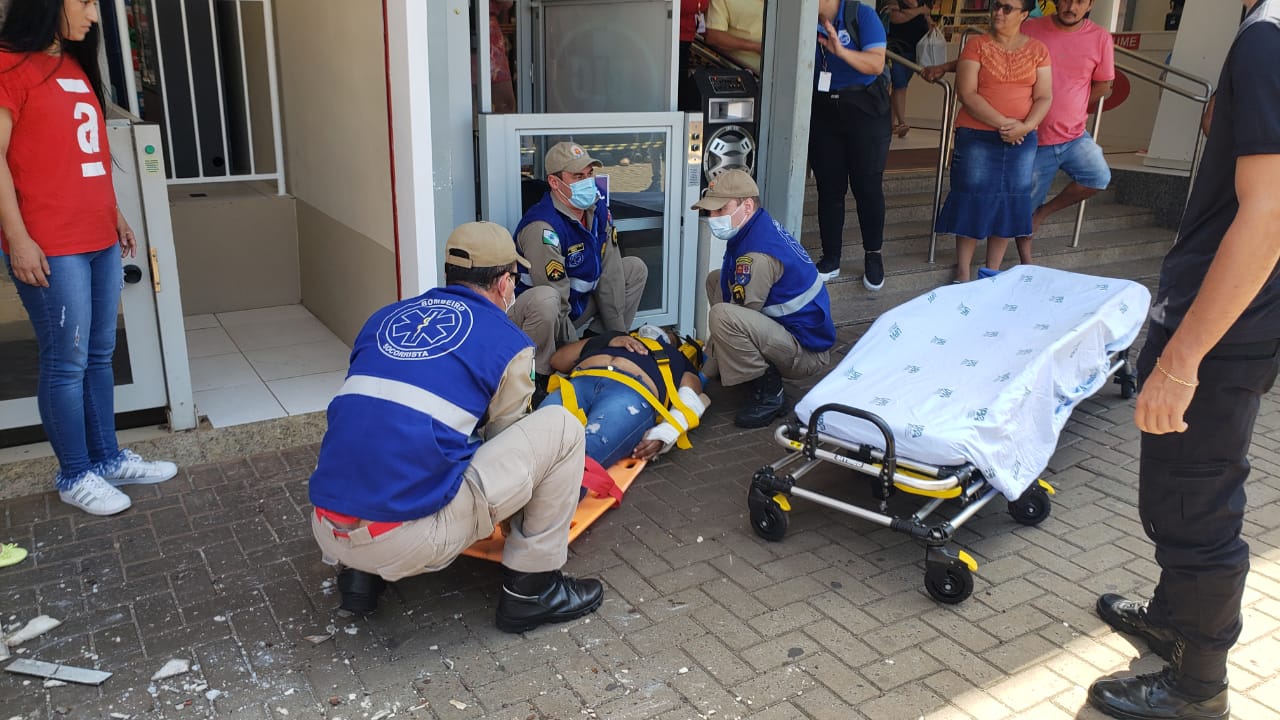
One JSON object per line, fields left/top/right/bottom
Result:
{"left": 1008, "top": 486, "right": 1051, "bottom": 526}
{"left": 924, "top": 561, "right": 974, "bottom": 604}
{"left": 1118, "top": 375, "right": 1137, "bottom": 400}
{"left": 750, "top": 498, "right": 788, "bottom": 542}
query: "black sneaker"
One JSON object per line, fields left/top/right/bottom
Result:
{"left": 1096, "top": 593, "right": 1180, "bottom": 662}
{"left": 1088, "top": 668, "right": 1228, "bottom": 720}
{"left": 734, "top": 366, "right": 787, "bottom": 429}
{"left": 863, "top": 251, "right": 885, "bottom": 291}
{"left": 815, "top": 256, "right": 841, "bottom": 282}
{"left": 495, "top": 571, "right": 604, "bottom": 633}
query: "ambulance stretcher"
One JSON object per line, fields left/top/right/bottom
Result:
{"left": 747, "top": 267, "right": 1150, "bottom": 603}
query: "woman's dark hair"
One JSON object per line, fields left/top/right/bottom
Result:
{"left": 0, "top": 0, "right": 105, "bottom": 107}
{"left": 1020, "top": 0, "right": 1037, "bottom": 11}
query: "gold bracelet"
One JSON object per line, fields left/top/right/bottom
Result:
{"left": 1155, "top": 358, "right": 1198, "bottom": 388}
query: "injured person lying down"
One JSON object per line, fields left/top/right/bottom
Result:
{"left": 541, "top": 325, "right": 711, "bottom": 469}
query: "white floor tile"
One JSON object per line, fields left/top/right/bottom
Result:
{"left": 184, "top": 314, "right": 219, "bottom": 331}
{"left": 267, "top": 371, "right": 346, "bottom": 415}
{"left": 188, "top": 352, "right": 261, "bottom": 392}
{"left": 185, "top": 327, "right": 239, "bottom": 359}
{"left": 194, "top": 380, "right": 286, "bottom": 428}
{"left": 223, "top": 315, "right": 340, "bottom": 352}
{"left": 244, "top": 337, "right": 351, "bottom": 381}
{"left": 216, "top": 304, "right": 314, "bottom": 327}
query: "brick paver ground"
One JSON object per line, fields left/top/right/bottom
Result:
{"left": 3, "top": 326, "right": 1279, "bottom": 719}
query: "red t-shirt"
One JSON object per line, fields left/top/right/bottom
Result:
{"left": 0, "top": 51, "right": 117, "bottom": 257}
{"left": 681, "top": 0, "right": 709, "bottom": 42}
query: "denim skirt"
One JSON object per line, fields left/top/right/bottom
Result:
{"left": 936, "top": 127, "right": 1037, "bottom": 240}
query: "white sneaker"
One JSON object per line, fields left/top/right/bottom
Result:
{"left": 60, "top": 473, "right": 132, "bottom": 516}
{"left": 103, "top": 449, "right": 178, "bottom": 486}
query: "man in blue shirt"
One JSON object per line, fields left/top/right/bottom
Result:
{"left": 308, "top": 222, "right": 603, "bottom": 633}
{"left": 810, "top": 0, "right": 892, "bottom": 291}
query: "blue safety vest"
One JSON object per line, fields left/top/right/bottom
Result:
{"left": 720, "top": 209, "right": 837, "bottom": 353}
{"left": 513, "top": 193, "right": 610, "bottom": 321}
{"left": 308, "top": 285, "right": 533, "bottom": 523}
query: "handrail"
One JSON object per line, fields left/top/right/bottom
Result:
{"left": 1113, "top": 45, "right": 1213, "bottom": 99}
{"left": 887, "top": 49, "right": 955, "bottom": 264}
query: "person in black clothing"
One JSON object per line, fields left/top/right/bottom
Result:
{"left": 886, "top": 0, "right": 933, "bottom": 138}
{"left": 1087, "top": 2, "right": 1280, "bottom": 719}
{"left": 810, "top": 0, "right": 892, "bottom": 291}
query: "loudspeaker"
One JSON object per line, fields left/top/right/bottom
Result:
{"left": 693, "top": 70, "right": 759, "bottom": 185}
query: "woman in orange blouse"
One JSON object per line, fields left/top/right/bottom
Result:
{"left": 934, "top": 0, "right": 1052, "bottom": 282}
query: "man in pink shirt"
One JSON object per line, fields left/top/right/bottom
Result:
{"left": 1018, "top": 0, "right": 1115, "bottom": 263}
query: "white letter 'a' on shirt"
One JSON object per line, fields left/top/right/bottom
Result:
{"left": 58, "top": 78, "right": 104, "bottom": 178}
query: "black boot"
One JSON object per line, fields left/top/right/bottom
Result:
{"left": 734, "top": 365, "right": 786, "bottom": 429}
{"left": 532, "top": 373, "right": 551, "bottom": 409}
{"left": 1097, "top": 593, "right": 1180, "bottom": 662}
{"left": 337, "top": 567, "right": 386, "bottom": 613}
{"left": 495, "top": 568, "right": 604, "bottom": 633}
{"left": 1088, "top": 668, "right": 1229, "bottom": 720}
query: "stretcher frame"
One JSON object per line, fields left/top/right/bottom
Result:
{"left": 747, "top": 350, "right": 1136, "bottom": 603}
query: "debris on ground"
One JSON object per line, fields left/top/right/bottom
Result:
{"left": 4, "top": 658, "right": 112, "bottom": 685}
{"left": 150, "top": 658, "right": 191, "bottom": 681}
{"left": 3, "top": 615, "right": 61, "bottom": 647}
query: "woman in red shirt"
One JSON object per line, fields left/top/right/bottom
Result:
{"left": 0, "top": 0, "right": 177, "bottom": 516}
{"left": 933, "top": 0, "right": 1052, "bottom": 282}
{"left": 679, "top": 0, "right": 709, "bottom": 111}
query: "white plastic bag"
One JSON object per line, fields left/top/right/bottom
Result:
{"left": 916, "top": 27, "right": 947, "bottom": 69}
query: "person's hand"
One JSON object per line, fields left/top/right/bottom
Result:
{"left": 7, "top": 234, "right": 50, "bottom": 287}
{"left": 999, "top": 120, "right": 1028, "bottom": 145}
{"left": 817, "top": 18, "right": 843, "bottom": 55}
{"left": 117, "top": 210, "right": 136, "bottom": 258}
{"left": 921, "top": 65, "right": 946, "bottom": 82}
{"left": 631, "top": 439, "right": 665, "bottom": 461}
{"left": 1135, "top": 358, "right": 1197, "bottom": 434}
{"left": 607, "top": 334, "right": 648, "bottom": 354}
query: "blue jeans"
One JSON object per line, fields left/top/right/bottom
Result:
{"left": 1029, "top": 132, "right": 1112, "bottom": 209}
{"left": 541, "top": 374, "right": 656, "bottom": 468}
{"left": 6, "top": 245, "right": 125, "bottom": 489}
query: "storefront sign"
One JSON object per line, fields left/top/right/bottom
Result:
{"left": 1113, "top": 33, "right": 1141, "bottom": 50}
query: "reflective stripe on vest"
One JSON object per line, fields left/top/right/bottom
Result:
{"left": 334, "top": 374, "right": 480, "bottom": 438}
{"left": 762, "top": 276, "right": 825, "bottom": 319}
{"left": 518, "top": 273, "right": 599, "bottom": 294}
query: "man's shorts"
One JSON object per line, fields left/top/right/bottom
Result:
{"left": 1029, "top": 132, "right": 1111, "bottom": 210}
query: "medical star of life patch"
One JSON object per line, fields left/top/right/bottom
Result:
{"left": 545, "top": 259, "right": 566, "bottom": 282}
{"left": 734, "top": 255, "right": 753, "bottom": 286}
{"left": 541, "top": 228, "right": 559, "bottom": 247}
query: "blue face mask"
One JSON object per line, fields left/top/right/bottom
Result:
{"left": 563, "top": 176, "right": 600, "bottom": 210}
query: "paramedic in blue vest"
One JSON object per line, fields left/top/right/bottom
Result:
{"left": 696, "top": 170, "right": 837, "bottom": 428}
{"left": 308, "top": 222, "right": 604, "bottom": 633}
{"left": 510, "top": 142, "right": 649, "bottom": 402}
{"left": 809, "top": 0, "right": 892, "bottom": 290}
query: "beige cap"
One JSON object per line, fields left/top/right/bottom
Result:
{"left": 691, "top": 169, "right": 760, "bottom": 211}
{"left": 545, "top": 142, "right": 603, "bottom": 175}
{"left": 444, "top": 221, "right": 530, "bottom": 269}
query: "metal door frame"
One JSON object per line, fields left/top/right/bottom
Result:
{"left": 478, "top": 111, "right": 702, "bottom": 333}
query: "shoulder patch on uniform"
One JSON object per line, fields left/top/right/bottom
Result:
{"left": 545, "top": 260, "right": 566, "bottom": 282}
{"left": 541, "top": 229, "right": 560, "bottom": 247}
{"left": 734, "top": 255, "right": 754, "bottom": 287}
{"left": 731, "top": 284, "right": 746, "bottom": 305}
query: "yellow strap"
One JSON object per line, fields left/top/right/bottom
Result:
{"left": 546, "top": 375, "right": 587, "bottom": 425}
{"left": 569, "top": 368, "right": 694, "bottom": 450}
{"left": 634, "top": 337, "right": 700, "bottom": 430}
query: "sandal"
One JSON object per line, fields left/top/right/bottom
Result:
{"left": 0, "top": 543, "right": 29, "bottom": 568}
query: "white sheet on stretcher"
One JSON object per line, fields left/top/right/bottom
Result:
{"left": 796, "top": 266, "right": 1151, "bottom": 500}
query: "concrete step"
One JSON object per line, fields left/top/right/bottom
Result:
{"left": 800, "top": 186, "right": 1120, "bottom": 229}
{"left": 821, "top": 226, "right": 1172, "bottom": 327}
{"left": 798, "top": 200, "right": 1157, "bottom": 267}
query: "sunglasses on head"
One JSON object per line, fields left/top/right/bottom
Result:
{"left": 992, "top": 2, "right": 1023, "bottom": 14}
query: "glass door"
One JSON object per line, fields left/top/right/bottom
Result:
{"left": 0, "top": 123, "right": 169, "bottom": 433}
{"left": 479, "top": 112, "right": 704, "bottom": 331}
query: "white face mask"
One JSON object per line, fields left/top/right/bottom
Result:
{"left": 707, "top": 203, "right": 746, "bottom": 240}
{"left": 635, "top": 324, "right": 667, "bottom": 343}
{"left": 503, "top": 273, "right": 517, "bottom": 312}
